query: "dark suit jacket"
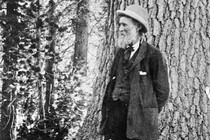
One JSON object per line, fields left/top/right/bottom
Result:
{"left": 100, "top": 41, "right": 170, "bottom": 140}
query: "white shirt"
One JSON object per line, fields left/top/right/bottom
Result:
{"left": 130, "top": 40, "right": 140, "bottom": 59}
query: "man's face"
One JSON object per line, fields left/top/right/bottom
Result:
{"left": 118, "top": 16, "right": 140, "bottom": 48}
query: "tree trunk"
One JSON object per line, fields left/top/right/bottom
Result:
{"left": 34, "top": 0, "right": 45, "bottom": 120}
{"left": 80, "top": 0, "right": 210, "bottom": 139}
{"left": 0, "top": 1, "right": 18, "bottom": 140}
{"left": 76, "top": 1, "right": 120, "bottom": 139}
{"left": 146, "top": 0, "right": 210, "bottom": 139}
{"left": 44, "top": 0, "right": 56, "bottom": 116}
{"left": 73, "top": 0, "right": 89, "bottom": 75}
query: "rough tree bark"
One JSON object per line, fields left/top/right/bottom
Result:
{"left": 146, "top": 0, "right": 210, "bottom": 139}
{"left": 79, "top": 0, "right": 210, "bottom": 140}
{"left": 76, "top": 1, "right": 119, "bottom": 139}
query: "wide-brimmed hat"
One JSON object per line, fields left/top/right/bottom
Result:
{"left": 117, "top": 4, "right": 149, "bottom": 33}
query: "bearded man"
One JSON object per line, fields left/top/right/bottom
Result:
{"left": 99, "top": 4, "right": 170, "bottom": 140}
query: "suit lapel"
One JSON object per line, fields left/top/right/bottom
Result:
{"left": 130, "top": 41, "right": 147, "bottom": 71}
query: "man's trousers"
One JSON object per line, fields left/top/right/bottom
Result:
{"left": 104, "top": 100, "right": 130, "bottom": 140}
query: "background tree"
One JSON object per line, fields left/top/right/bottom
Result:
{"left": 44, "top": 0, "right": 56, "bottom": 117}
{"left": 0, "top": 0, "right": 89, "bottom": 139}
{"left": 73, "top": 0, "right": 89, "bottom": 75}
{"left": 76, "top": 1, "right": 117, "bottom": 139}
{"left": 0, "top": 0, "right": 21, "bottom": 139}
{"left": 15, "top": 0, "right": 70, "bottom": 139}
{"left": 14, "top": 0, "right": 93, "bottom": 139}
{"left": 78, "top": 0, "right": 210, "bottom": 139}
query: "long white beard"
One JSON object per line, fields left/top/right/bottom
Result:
{"left": 118, "top": 31, "right": 139, "bottom": 49}
{"left": 118, "top": 35, "right": 132, "bottom": 49}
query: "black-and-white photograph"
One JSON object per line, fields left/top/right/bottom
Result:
{"left": 0, "top": 0, "right": 209, "bottom": 140}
